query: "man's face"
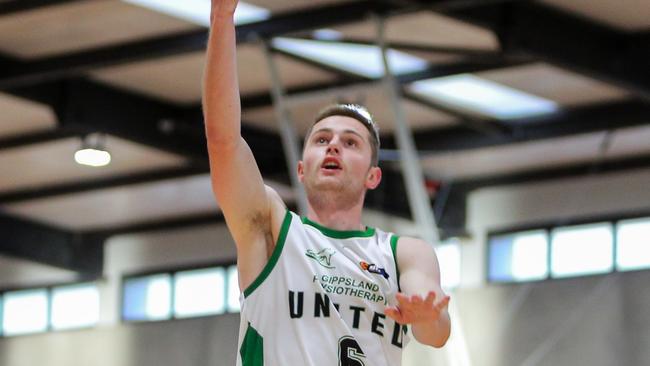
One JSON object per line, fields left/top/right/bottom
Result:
{"left": 298, "top": 116, "right": 381, "bottom": 201}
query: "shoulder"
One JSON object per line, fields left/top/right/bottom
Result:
{"left": 393, "top": 235, "right": 433, "bottom": 254}
{"left": 393, "top": 235, "right": 440, "bottom": 271}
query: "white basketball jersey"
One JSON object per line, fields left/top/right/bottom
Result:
{"left": 236, "top": 210, "right": 409, "bottom": 366}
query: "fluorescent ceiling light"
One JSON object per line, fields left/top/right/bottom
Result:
{"left": 122, "top": 0, "right": 270, "bottom": 27}
{"left": 272, "top": 37, "right": 429, "bottom": 79}
{"left": 409, "top": 74, "right": 559, "bottom": 120}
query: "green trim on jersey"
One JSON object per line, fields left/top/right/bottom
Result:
{"left": 390, "top": 235, "right": 401, "bottom": 292}
{"left": 302, "top": 216, "right": 376, "bottom": 239}
{"left": 240, "top": 323, "right": 264, "bottom": 366}
{"left": 243, "top": 210, "right": 292, "bottom": 298}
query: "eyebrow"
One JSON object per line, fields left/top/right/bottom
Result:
{"left": 312, "top": 128, "right": 365, "bottom": 141}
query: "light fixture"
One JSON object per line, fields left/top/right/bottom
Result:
{"left": 74, "top": 134, "right": 111, "bottom": 167}
{"left": 409, "top": 74, "right": 559, "bottom": 120}
{"left": 121, "top": 0, "right": 270, "bottom": 27}
{"left": 271, "top": 37, "right": 429, "bottom": 79}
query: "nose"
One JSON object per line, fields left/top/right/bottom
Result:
{"left": 327, "top": 136, "right": 341, "bottom": 154}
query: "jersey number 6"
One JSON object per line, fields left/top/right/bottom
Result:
{"left": 338, "top": 336, "right": 366, "bottom": 366}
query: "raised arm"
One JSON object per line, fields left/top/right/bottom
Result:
{"left": 385, "top": 237, "right": 451, "bottom": 347}
{"left": 203, "top": 0, "right": 286, "bottom": 291}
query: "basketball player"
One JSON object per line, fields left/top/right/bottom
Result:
{"left": 203, "top": 1, "right": 450, "bottom": 364}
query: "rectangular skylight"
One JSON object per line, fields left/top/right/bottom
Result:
{"left": 272, "top": 37, "right": 429, "bottom": 79}
{"left": 122, "top": 0, "right": 270, "bottom": 27}
{"left": 409, "top": 74, "right": 559, "bottom": 120}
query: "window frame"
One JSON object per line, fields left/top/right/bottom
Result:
{"left": 486, "top": 210, "right": 650, "bottom": 284}
{"left": 0, "top": 280, "right": 100, "bottom": 337}
{"left": 119, "top": 260, "right": 238, "bottom": 324}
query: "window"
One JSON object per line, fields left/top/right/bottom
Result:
{"left": 437, "top": 241, "right": 461, "bottom": 289}
{"left": 617, "top": 217, "right": 650, "bottom": 271}
{"left": 51, "top": 284, "right": 100, "bottom": 330}
{"left": 551, "top": 223, "right": 614, "bottom": 278}
{"left": 227, "top": 266, "right": 241, "bottom": 313}
{"left": 489, "top": 230, "right": 548, "bottom": 282}
{"left": 123, "top": 274, "right": 172, "bottom": 321}
{"left": 174, "top": 267, "right": 225, "bottom": 318}
{"left": 121, "top": 264, "right": 238, "bottom": 322}
{"left": 408, "top": 74, "right": 558, "bottom": 120}
{"left": 2, "top": 289, "right": 49, "bottom": 336}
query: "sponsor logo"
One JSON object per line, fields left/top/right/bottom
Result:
{"left": 306, "top": 248, "right": 336, "bottom": 269}
{"left": 359, "top": 261, "right": 390, "bottom": 279}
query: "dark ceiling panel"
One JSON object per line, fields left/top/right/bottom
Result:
{"left": 445, "top": 1, "right": 650, "bottom": 99}
{"left": 0, "top": 0, "right": 86, "bottom": 16}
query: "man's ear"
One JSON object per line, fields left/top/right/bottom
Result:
{"left": 297, "top": 160, "right": 304, "bottom": 182}
{"left": 365, "top": 166, "right": 382, "bottom": 190}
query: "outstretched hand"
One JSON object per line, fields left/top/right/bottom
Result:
{"left": 211, "top": 0, "right": 239, "bottom": 21}
{"left": 385, "top": 291, "right": 450, "bottom": 325}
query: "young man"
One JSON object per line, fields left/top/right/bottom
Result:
{"left": 203, "top": 1, "right": 450, "bottom": 365}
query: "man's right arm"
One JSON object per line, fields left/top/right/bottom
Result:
{"left": 203, "top": 1, "right": 285, "bottom": 291}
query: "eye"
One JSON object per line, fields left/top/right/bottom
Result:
{"left": 346, "top": 139, "right": 357, "bottom": 147}
{"left": 316, "top": 137, "right": 328, "bottom": 144}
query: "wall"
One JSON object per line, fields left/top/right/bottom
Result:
{"left": 451, "top": 167, "right": 650, "bottom": 366}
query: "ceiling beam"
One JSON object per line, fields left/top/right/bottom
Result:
{"left": 0, "top": 129, "right": 77, "bottom": 151}
{"left": 445, "top": 1, "right": 650, "bottom": 99}
{"left": 455, "top": 152, "right": 650, "bottom": 191}
{"left": 0, "top": 165, "right": 207, "bottom": 204}
{"left": 0, "top": 0, "right": 86, "bottom": 16}
{"left": 381, "top": 99, "right": 650, "bottom": 152}
{"left": 85, "top": 212, "right": 226, "bottom": 238}
{"left": 0, "top": 213, "right": 104, "bottom": 277}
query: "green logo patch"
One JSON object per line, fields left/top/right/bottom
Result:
{"left": 306, "top": 248, "right": 336, "bottom": 269}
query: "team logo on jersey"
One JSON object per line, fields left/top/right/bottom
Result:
{"left": 306, "top": 248, "right": 336, "bottom": 269}
{"left": 359, "top": 261, "right": 390, "bottom": 279}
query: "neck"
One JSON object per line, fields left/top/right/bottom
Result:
{"left": 305, "top": 195, "right": 366, "bottom": 231}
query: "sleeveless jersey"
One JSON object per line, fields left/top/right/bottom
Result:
{"left": 236, "top": 210, "right": 409, "bottom": 366}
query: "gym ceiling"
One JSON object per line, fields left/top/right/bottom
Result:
{"left": 0, "top": 0, "right": 648, "bottom": 279}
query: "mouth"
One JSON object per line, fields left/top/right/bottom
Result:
{"left": 321, "top": 157, "right": 342, "bottom": 171}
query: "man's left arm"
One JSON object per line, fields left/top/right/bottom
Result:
{"left": 385, "top": 236, "right": 451, "bottom": 348}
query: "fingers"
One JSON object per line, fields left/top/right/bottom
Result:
{"left": 390, "top": 291, "right": 450, "bottom": 323}
{"left": 435, "top": 295, "right": 451, "bottom": 312}
{"left": 385, "top": 306, "right": 405, "bottom": 324}
{"left": 424, "top": 291, "right": 436, "bottom": 308}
